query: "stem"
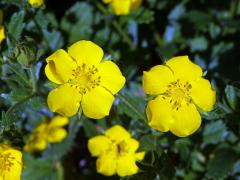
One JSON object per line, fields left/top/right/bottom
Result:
{"left": 30, "top": 66, "right": 37, "bottom": 93}
{"left": 95, "top": 1, "right": 135, "bottom": 50}
{"left": 112, "top": 20, "right": 135, "bottom": 50}
{"left": 6, "top": 93, "right": 36, "bottom": 117}
{"left": 150, "top": 24, "right": 164, "bottom": 48}
{"left": 117, "top": 93, "right": 147, "bottom": 122}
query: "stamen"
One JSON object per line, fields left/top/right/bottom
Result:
{"left": 68, "top": 64, "right": 101, "bottom": 94}
{"left": 162, "top": 80, "right": 192, "bottom": 110}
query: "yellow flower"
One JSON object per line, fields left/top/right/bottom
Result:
{"left": 45, "top": 40, "right": 126, "bottom": 119}
{"left": 28, "top": 0, "right": 44, "bottom": 7}
{"left": 0, "top": 144, "right": 23, "bottom": 180}
{"left": 24, "top": 116, "right": 68, "bottom": 152}
{"left": 88, "top": 125, "right": 145, "bottom": 177}
{"left": 143, "top": 56, "right": 216, "bottom": 137}
{"left": 0, "top": 10, "right": 6, "bottom": 44}
{"left": 102, "top": 0, "right": 142, "bottom": 15}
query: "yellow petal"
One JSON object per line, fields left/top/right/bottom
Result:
{"left": 116, "top": 154, "right": 138, "bottom": 177}
{"left": 146, "top": 96, "right": 175, "bottom": 132}
{"left": 98, "top": 61, "right": 126, "bottom": 94}
{"left": 1, "top": 149, "right": 22, "bottom": 180}
{"left": 122, "top": 138, "right": 139, "bottom": 153}
{"left": 105, "top": 125, "right": 131, "bottom": 143}
{"left": 135, "top": 152, "right": 145, "bottom": 161}
{"left": 190, "top": 78, "right": 216, "bottom": 112}
{"left": 47, "top": 128, "right": 67, "bottom": 143}
{"left": 49, "top": 116, "right": 69, "bottom": 127}
{"left": 131, "top": 0, "right": 142, "bottom": 10}
{"left": 0, "top": 25, "right": 5, "bottom": 44}
{"left": 170, "top": 102, "right": 201, "bottom": 137}
{"left": 81, "top": 86, "right": 114, "bottom": 119}
{"left": 102, "top": 0, "right": 112, "bottom": 4}
{"left": 143, "top": 65, "right": 174, "bottom": 95}
{"left": 68, "top": 40, "right": 103, "bottom": 66}
{"left": 166, "top": 56, "right": 203, "bottom": 81}
{"left": 28, "top": 0, "right": 44, "bottom": 7}
{"left": 47, "top": 84, "right": 81, "bottom": 117}
{"left": 45, "top": 49, "right": 77, "bottom": 83}
{"left": 88, "top": 135, "right": 112, "bottom": 157}
{"left": 111, "top": 0, "right": 131, "bottom": 15}
{"left": 96, "top": 154, "right": 116, "bottom": 176}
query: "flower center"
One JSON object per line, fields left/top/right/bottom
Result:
{"left": 163, "top": 79, "right": 192, "bottom": 110}
{"left": 68, "top": 64, "right": 101, "bottom": 94}
{"left": 0, "top": 153, "right": 15, "bottom": 174}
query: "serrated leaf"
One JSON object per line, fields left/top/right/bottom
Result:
{"left": 7, "top": 11, "right": 25, "bottom": 41}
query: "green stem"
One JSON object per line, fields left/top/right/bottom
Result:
{"left": 150, "top": 25, "right": 164, "bottom": 49}
{"left": 30, "top": 66, "right": 37, "bottom": 93}
{"left": 96, "top": 1, "right": 135, "bottom": 50}
{"left": 6, "top": 93, "right": 36, "bottom": 117}
{"left": 117, "top": 93, "right": 147, "bottom": 122}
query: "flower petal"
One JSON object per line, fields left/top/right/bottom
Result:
{"left": 68, "top": 40, "right": 103, "bottom": 66}
{"left": 0, "top": 25, "right": 5, "bottom": 44}
{"left": 102, "top": 0, "right": 112, "bottom": 4}
{"left": 131, "top": 0, "right": 142, "bottom": 10}
{"left": 122, "top": 138, "right": 139, "bottom": 153}
{"left": 190, "top": 78, "right": 216, "bottom": 112}
{"left": 88, "top": 135, "right": 112, "bottom": 157}
{"left": 47, "top": 84, "right": 81, "bottom": 117}
{"left": 45, "top": 49, "right": 77, "bottom": 83}
{"left": 2, "top": 149, "right": 22, "bottom": 180}
{"left": 135, "top": 152, "right": 145, "bottom": 161}
{"left": 81, "top": 86, "right": 114, "bottom": 119}
{"left": 143, "top": 65, "right": 174, "bottom": 95}
{"left": 105, "top": 125, "right": 131, "bottom": 143}
{"left": 49, "top": 116, "right": 69, "bottom": 127}
{"left": 96, "top": 154, "right": 116, "bottom": 176}
{"left": 116, "top": 154, "right": 138, "bottom": 177}
{"left": 98, "top": 61, "right": 126, "bottom": 94}
{"left": 146, "top": 96, "right": 175, "bottom": 132}
{"left": 111, "top": 0, "right": 131, "bottom": 15}
{"left": 166, "top": 56, "right": 203, "bottom": 81}
{"left": 170, "top": 102, "right": 201, "bottom": 137}
{"left": 47, "top": 128, "right": 67, "bottom": 143}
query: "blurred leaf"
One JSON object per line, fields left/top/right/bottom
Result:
{"left": 207, "top": 148, "right": 238, "bottom": 179}
{"left": 82, "top": 117, "right": 99, "bottom": 138}
{"left": 60, "top": 2, "right": 94, "bottom": 43}
{"left": 203, "top": 120, "right": 227, "bottom": 145}
{"left": 22, "top": 153, "right": 63, "bottom": 180}
{"left": 139, "top": 134, "right": 156, "bottom": 152}
{"left": 189, "top": 36, "right": 208, "bottom": 52}
{"left": 129, "top": 7, "right": 154, "bottom": 24}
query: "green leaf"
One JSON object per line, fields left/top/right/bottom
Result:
{"left": 82, "top": 117, "right": 99, "bottom": 138}
{"left": 203, "top": 120, "right": 227, "bottom": 145}
{"left": 201, "top": 105, "right": 226, "bottom": 120}
{"left": 207, "top": 149, "right": 238, "bottom": 179}
{"left": 7, "top": 11, "right": 25, "bottom": 41}
{"left": 60, "top": 2, "right": 94, "bottom": 44}
{"left": 225, "top": 85, "right": 240, "bottom": 110}
{"left": 22, "top": 153, "right": 63, "bottom": 180}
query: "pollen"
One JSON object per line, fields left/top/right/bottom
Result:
{"left": 163, "top": 79, "right": 192, "bottom": 110}
{"left": 68, "top": 63, "right": 101, "bottom": 94}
